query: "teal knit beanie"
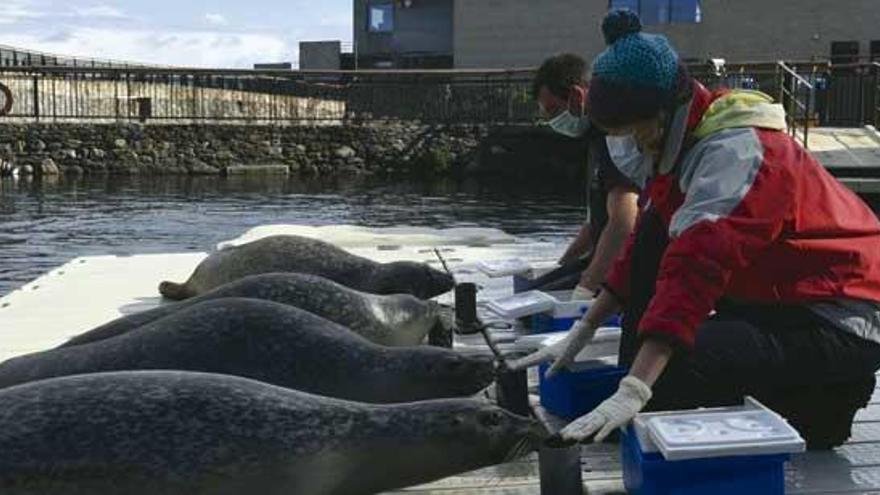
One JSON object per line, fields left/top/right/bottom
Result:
{"left": 588, "top": 9, "right": 686, "bottom": 128}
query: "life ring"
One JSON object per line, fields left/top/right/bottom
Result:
{"left": 0, "top": 82, "right": 13, "bottom": 117}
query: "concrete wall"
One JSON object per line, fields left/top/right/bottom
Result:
{"left": 354, "top": 0, "right": 453, "bottom": 64}
{"left": 453, "top": 0, "right": 880, "bottom": 68}
{"left": 655, "top": 0, "right": 880, "bottom": 62}
{"left": 454, "top": 0, "right": 608, "bottom": 68}
{"left": 299, "top": 41, "right": 342, "bottom": 70}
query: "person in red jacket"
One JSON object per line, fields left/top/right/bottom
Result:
{"left": 513, "top": 9, "right": 880, "bottom": 450}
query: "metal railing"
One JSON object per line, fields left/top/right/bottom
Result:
{"left": 0, "top": 66, "right": 537, "bottom": 124}
{"left": 778, "top": 62, "right": 815, "bottom": 147}
{"left": 874, "top": 63, "right": 880, "bottom": 129}
{"left": 0, "top": 60, "right": 875, "bottom": 129}
{"left": 0, "top": 44, "right": 162, "bottom": 69}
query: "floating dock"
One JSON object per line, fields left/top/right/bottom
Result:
{"left": 2, "top": 225, "right": 880, "bottom": 494}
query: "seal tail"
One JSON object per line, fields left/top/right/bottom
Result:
{"left": 158, "top": 280, "right": 195, "bottom": 300}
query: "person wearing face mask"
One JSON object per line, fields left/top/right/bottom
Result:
{"left": 531, "top": 54, "right": 641, "bottom": 300}
{"left": 512, "top": 9, "right": 880, "bottom": 450}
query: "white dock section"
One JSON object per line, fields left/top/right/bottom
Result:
{"left": 810, "top": 126, "right": 880, "bottom": 170}
{"left": 3, "top": 225, "right": 880, "bottom": 494}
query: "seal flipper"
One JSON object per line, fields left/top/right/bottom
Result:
{"left": 158, "top": 280, "right": 195, "bottom": 300}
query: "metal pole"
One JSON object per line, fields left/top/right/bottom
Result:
{"left": 32, "top": 75, "right": 39, "bottom": 122}
{"left": 804, "top": 81, "right": 811, "bottom": 149}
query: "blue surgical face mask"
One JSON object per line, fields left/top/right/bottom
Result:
{"left": 606, "top": 134, "right": 651, "bottom": 189}
{"left": 548, "top": 110, "right": 590, "bottom": 139}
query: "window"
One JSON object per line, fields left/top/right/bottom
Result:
{"left": 871, "top": 41, "right": 880, "bottom": 62}
{"left": 609, "top": 0, "right": 701, "bottom": 25}
{"left": 831, "top": 41, "right": 860, "bottom": 65}
{"left": 368, "top": 2, "right": 394, "bottom": 33}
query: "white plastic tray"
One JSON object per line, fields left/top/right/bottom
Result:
{"left": 510, "top": 327, "right": 621, "bottom": 365}
{"left": 485, "top": 291, "right": 556, "bottom": 319}
{"left": 544, "top": 290, "right": 593, "bottom": 319}
{"left": 635, "top": 397, "right": 806, "bottom": 461}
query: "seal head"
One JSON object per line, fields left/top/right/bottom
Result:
{"left": 375, "top": 261, "right": 455, "bottom": 300}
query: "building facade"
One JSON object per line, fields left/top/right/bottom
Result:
{"left": 352, "top": 0, "right": 880, "bottom": 69}
{"left": 354, "top": 0, "right": 454, "bottom": 68}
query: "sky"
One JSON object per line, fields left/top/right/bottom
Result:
{"left": 0, "top": 0, "right": 352, "bottom": 68}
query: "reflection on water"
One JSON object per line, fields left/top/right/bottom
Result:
{"left": 0, "top": 175, "right": 590, "bottom": 295}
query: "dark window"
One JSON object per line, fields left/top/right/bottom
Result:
{"left": 367, "top": 2, "right": 394, "bottom": 33}
{"left": 831, "top": 41, "right": 860, "bottom": 65}
{"left": 609, "top": 0, "right": 701, "bottom": 24}
{"left": 871, "top": 41, "right": 880, "bottom": 62}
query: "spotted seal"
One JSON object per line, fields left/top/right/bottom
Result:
{"left": 159, "top": 235, "right": 455, "bottom": 301}
{"left": 63, "top": 273, "right": 450, "bottom": 348}
{"left": 0, "top": 370, "right": 540, "bottom": 495}
{"left": 0, "top": 298, "right": 494, "bottom": 403}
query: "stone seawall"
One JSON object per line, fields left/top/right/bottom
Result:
{"left": 0, "top": 123, "right": 489, "bottom": 178}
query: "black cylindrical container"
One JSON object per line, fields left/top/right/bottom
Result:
{"left": 496, "top": 369, "right": 530, "bottom": 416}
{"left": 454, "top": 283, "right": 479, "bottom": 334}
{"left": 539, "top": 442, "right": 583, "bottom": 495}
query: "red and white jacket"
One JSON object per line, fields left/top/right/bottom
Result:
{"left": 605, "top": 82, "right": 880, "bottom": 349}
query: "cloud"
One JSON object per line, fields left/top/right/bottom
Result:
{"left": 0, "top": 27, "right": 292, "bottom": 68}
{"left": 0, "top": 0, "right": 43, "bottom": 24}
{"left": 205, "top": 13, "right": 229, "bottom": 26}
{"left": 74, "top": 5, "right": 128, "bottom": 19}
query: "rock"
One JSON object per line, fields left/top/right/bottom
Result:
{"left": 91, "top": 148, "right": 107, "bottom": 159}
{"left": 335, "top": 145, "right": 357, "bottom": 159}
{"left": 61, "top": 149, "right": 77, "bottom": 160}
{"left": 114, "top": 139, "right": 127, "bottom": 149}
{"left": 295, "top": 144, "right": 307, "bottom": 154}
{"left": 30, "top": 140, "right": 46, "bottom": 152}
{"left": 64, "top": 165, "right": 84, "bottom": 176}
{"left": 38, "top": 158, "right": 60, "bottom": 176}
{"left": 187, "top": 159, "right": 220, "bottom": 176}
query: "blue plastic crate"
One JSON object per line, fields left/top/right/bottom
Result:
{"left": 538, "top": 363, "right": 628, "bottom": 420}
{"left": 531, "top": 313, "right": 622, "bottom": 333}
{"left": 621, "top": 426, "right": 789, "bottom": 495}
{"left": 512, "top": 273, "right": 533, "bottom": 294}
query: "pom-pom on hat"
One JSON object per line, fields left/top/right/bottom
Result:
{"left": 588, "top": 9, "right": 685, "bottom": 129}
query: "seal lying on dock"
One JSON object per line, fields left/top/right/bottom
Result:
{"left": 159, "top": 235, "right": 455, "bottom": 301}
{"left": 0, "top": 370, "right": 540, "bottom": 495}
{"left": 0, "top": 298, "right": 494, "bottom": 403}
{"left": 63, "top": 273, "right": 450, "bottom": 348}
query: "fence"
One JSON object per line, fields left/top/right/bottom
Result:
{"left": 0, "top": 62, "right": 876, "bottom": 129}
{"left": 0, "top": 66, "right": 535, "bottom": 124}
{"left": 874, "top": 63, "right": 880, "bottom": 129}
{"left": 0, "top": 44, "right": 159, "bottom": 69}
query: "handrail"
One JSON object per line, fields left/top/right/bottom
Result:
{"left": 777, "top": 61, "right": 814, "bottom": 148}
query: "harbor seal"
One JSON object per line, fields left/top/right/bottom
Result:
{"left": 0, "top": 371, "right": 541, "bottom": 495}
{"left": 0, "top": 298, "right": 495, "bottom": 403}
{"left": 159, "top": 235, "right": 455, "bottom": 301}
{"left": 62, "top": 273, "right": 450, "bottom": 348}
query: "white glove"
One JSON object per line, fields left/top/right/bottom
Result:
{"left": 571, "top": 285, "right": 596, "bottom": 301}
{"left": 507, "top": 318, "right": 597, "bottom": 376}
{"left": 560, "top": 376, "right": 652, "bottom": 443}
